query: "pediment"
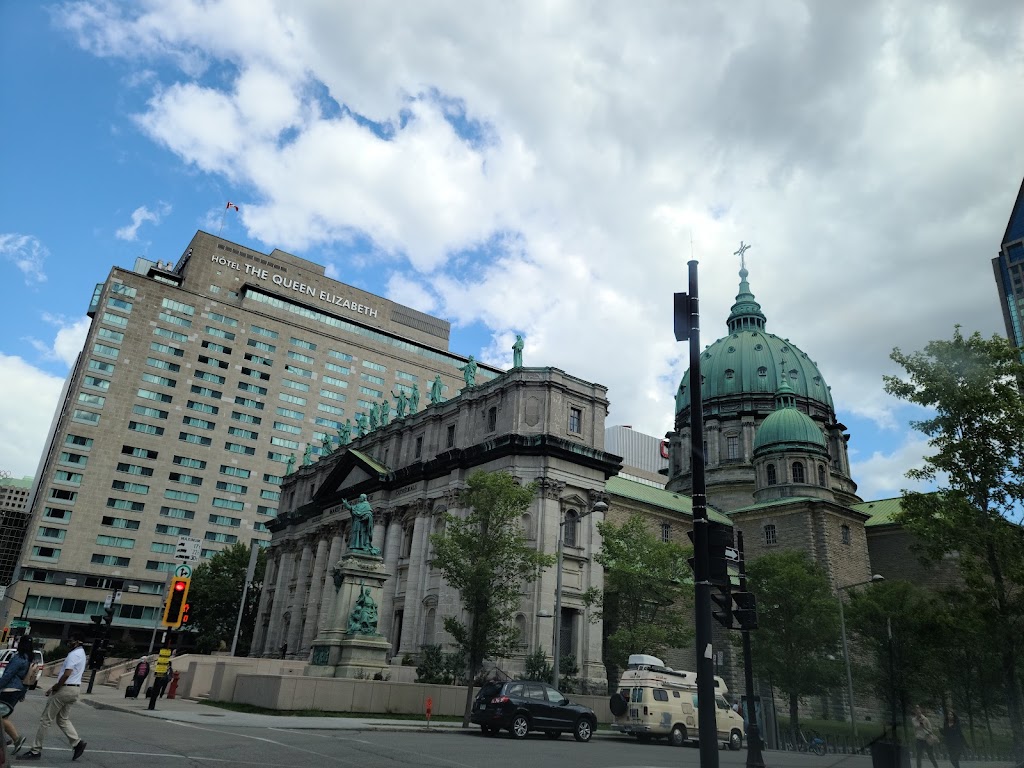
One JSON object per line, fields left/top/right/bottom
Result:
{"left": 314, "top": 448, "right": 390, "bottom": 503}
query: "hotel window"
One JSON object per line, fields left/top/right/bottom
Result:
{"left": 83, "top": 376, "right": 110, "bottom": 391}
{"left": 186, "top": 400, "right": 218, "bottom": 415}
{"left": 138, "top": 388, "right": 173, "bottom": 404}
{"left": 162, "top": 298, "right": 195, "bottom": 316}
{"left": 31, "top": 547, "right": 60, "bottom": 561}
{"left": 179, "top": 432, "right": 212, "bottom": 446}
{"left": 291, "top": 337, "right": 316, "bottom": 351}
{"left": 238, "top": 382, "right": 268, "bottom": 396}
{"left": 101, "top": 516, "right": 140, "bottom": 530}
{"left": 250, "top": 324, "right": 278, "bottom": 338}
{"left": 89, "top": 359, "right": 115, "bottom": 374}
{"left": 147, "top": 357, "right": 180, "bottom": 373}
{"left": 121, "top": 445, "right": 157, "bottom": 459}
{"left": 202, "top": 340, "right": 232, "bottom": 354}
{"left": 208, "top": 311, "right": 238, "bottom": 327}
{"left": 67, "top": 434, "right": 94, "bottom": 449}
{"left": 205, "top": 326, "right": 235, "bottom": 340}
{"left": 153, "top": 327, "right": 187, "bottom": 342}
{"left": 235, "top": 396, "right": 264, "bottom": 410}
{"left": 568, "top": 407, "right": 581, "bottom": 434}
{"left": 205, "top": 531, "right": 238, "bottom": 544}
{"left": 128, "top": 421, "right": 163, "bottom": 435}
{"left": 151, "top": 342, "right": 184, "bottom": 357}
{"left": 173, "top": 455, "right": 207, "bottom": 469}
{"left": 116, "top": 462, "right": 153, "bottom": 477}
{"left": 158, "top": 312, "right": 192, "bottom": 328}
{"left": 792, "top": 461, "right": 805, "bottom": 484}
{"left": 160, "top": 506, "right": 195, "bottom": 520}
{"left": 92, "top": 554, "right": 129, "bottom": 567}
{"left": 764, "top": 524, "right": 778, "bottom": 545}
{"left": 329, "top": 349, "right": 353, "bottom": 361}
{"left": 841, "top": 524, "right": 851, "bottom": 545}
{"left": 362, "top": 360, "right": 386, "bottom": 372}
{"left": 93, "top": 343, "right": 119, "bottom": 359}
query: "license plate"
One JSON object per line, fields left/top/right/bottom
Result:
{"left": 479, "top": 704, "right": 487, "bottom": 710}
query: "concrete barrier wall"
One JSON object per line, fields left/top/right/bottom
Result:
{"left": 184, "top": 657, "right": 307, "bottom": 699}
{"left": 227, "top": 674, "right": 615, "bottom": 724}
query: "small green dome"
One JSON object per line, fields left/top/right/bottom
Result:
{"left": 753, "top": 407, "right": 827, "bottom": 452}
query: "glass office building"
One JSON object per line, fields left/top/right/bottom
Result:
{"left": 993, "top": 177, "right": 1024, "bottom": 351}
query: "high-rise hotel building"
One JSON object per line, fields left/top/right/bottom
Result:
{"left": 993, "top": 176, "right": 1024, "bottom": 351}
{"left": 10, "top": 231, "right": 498, "bottom": 642}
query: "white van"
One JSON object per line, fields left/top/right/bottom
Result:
{"left": 609, "top": 654, "right": 744, "bottom": 750}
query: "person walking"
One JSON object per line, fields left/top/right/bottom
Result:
{"left": 911, "top": 704, "right": 939, "bottom": 768}
{"left": 941, "top": 709, "right": 967, "bottom": 768}
{"left": 129, "top": 658, "right": 149, "bottom": 699}
{"left": 0, "top": 636, "right": 34, "bottom": 755}
{"left": 20, "top": 632, "right": 87, "bottom": 761}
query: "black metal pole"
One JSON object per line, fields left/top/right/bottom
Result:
{"left": 686, "top": 259, "right": 719, "bottom": 768}
{"left": 737, "top": 531, "right": 765, "bottom": 768}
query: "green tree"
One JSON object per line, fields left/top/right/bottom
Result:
{"left": 844, "top": 580, "right": 947, "bottom": 733}
{"left": 430, "top": 471, "right": 555, "bottom": 726}
{"left": 187, "top": 543, "right": 266, "bottom": 656}
{"left": 884, "top": 327, "right": 1024, "bottom": 758}
{"left": 585, "top": 514, "right": 693, "bottom": 681}
{"left": 746, "top": 551, "right": 843, "bottom": 736}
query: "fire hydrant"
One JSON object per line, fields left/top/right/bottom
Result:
{"left": 167, "top": 671, "right": 180, "bottom": 700}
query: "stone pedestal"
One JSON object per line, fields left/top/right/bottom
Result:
{"left": 305, "top": 552, "right": 392, "bottom": 679}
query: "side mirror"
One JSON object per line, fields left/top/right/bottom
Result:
{"left": 561, "top": 698, "right": 570, "bottom": 706}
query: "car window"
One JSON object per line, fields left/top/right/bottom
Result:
{"left": 525, "top": 683, "right": 546, "bottom": 700}
{"left": 716, "top": 695, "right": 730, "bottom": 710}
{"left": 654, "top": 689, "right": 669, "bottom": 701}
{"left": 506, "top": 682, "right": 524, "bottom": 697}
{"left": 631, "top": 687, "right": 645, "bottom": 703}
{"left": 479, "top": 682, "right": 503, "bottom": 699}
{"left": 544, "top": 685, "right": 564, "bottom": 703}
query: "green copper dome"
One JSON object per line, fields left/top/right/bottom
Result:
{"left": 753, "top": 376, "right": 828, "bottom": 453}
{"left": 676, "top": 267, "right": 834, "bottom": 413}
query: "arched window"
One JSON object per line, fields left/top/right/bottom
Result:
{"left": 564, "top": 510, "right": 580, "bottom": 547}
{"left": 766, "top": 463, "right": 777, "bottom": 485}
{"left": 515, "top": 613, "right": 528, "bottom": 646}
{"left": 817, "top": 464, "right": 826, "bottom": 487}
{"left": 792, "top": 461, "right": 805, "bottom": 484}
{"left": 841, "top": 524, "right": 851, "bottom": 545}
{"left": 422, "top": 607, "right": 436, "bottom": 647}
{"left": 521, "top": 512, "right": 533, "bottom": 539}
{"left": 764, "top": 524, "right": 777, "bottom": 545}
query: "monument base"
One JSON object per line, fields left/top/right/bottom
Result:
{"left": 305, "top": 551, "right": 391, "bottom": 679}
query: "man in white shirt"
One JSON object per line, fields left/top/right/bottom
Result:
{"left": 21, "top": 632, "right": 87, "bottom": 760}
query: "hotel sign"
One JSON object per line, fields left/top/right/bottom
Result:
{"left": 211, "top": 254, "right": 379, "bottom": 318}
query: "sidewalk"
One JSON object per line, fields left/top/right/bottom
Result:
{"left": 79, "top": 683, "right": 466, "bottom": 732}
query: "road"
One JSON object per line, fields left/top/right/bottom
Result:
{"left": 0, "top": 692, "right": 885, "bottom": 768}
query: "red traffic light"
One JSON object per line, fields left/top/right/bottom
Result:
{"left": 173, "top": 581, "right": 186, "bottom": 592}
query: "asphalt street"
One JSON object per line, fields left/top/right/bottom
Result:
{"left": 1, "top": 689, "right": 981, "bottom": 768}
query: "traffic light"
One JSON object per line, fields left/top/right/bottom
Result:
{"left": 88, "top": 648, "right": 106, "bottom": 670}
{"left": 162, "top": 577, "right": 191, "bottom": 628}
{"left": 711, "top": 584, "right": 734, "bottom": 629}
{"left": 180, "top": 600, "right": 191, "bottom": 627}
{"left": 732, "top": 591, "right": 758, "bottom": 631}
{"left": 686, "top": 520, "right": 736, "bottom": 583}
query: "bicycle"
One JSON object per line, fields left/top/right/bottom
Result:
{"left": 793, "top": 728, "right": 827, "bottom": 756}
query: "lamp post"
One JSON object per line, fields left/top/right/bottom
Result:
{"left": 552, "top": 499, "right": 607, "bottom": 688}
{"left": 837, "top": 574, "right": 884, "bottom": 739}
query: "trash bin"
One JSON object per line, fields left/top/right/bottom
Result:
{"left": 870, "top": 739, "right": 909, "bottom": 768}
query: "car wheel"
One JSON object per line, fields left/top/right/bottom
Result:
{"left": 510, "top": 714, "right": 530, "bottom": 739}
{"left": 545, "top": 731, "right": 561, "bottom": 739}
{"left": 573, "top": 717, "right": 594, "bottom": 743}
{"left": 670, "top": 724, "right": 688, "bottom": 747}
{"left": 729, "top": 729, "right": 743, "bottom": 751}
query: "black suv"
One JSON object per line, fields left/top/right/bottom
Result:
{"left": 471, "top": 680, "right": 597, "bottom": 741}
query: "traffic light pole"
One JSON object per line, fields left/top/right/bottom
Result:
{"left": 737, "top": 532, "right": 765, "bottom": 768}
{"left": 677, "top": 259, "right": 719, "bottom": 768}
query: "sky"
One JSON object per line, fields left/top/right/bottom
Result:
{"left": 1, "top": 1, "right": 1022, "bottom": 500}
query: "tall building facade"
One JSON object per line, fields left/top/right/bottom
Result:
{"left": 0, "top": 476, "right": 33, "bottom": 590}
{"left": 11, "top": 231, "right": 498, "bottom": 644}
{"left": 992, "top": 176, "right": 1024, "bottom": 351}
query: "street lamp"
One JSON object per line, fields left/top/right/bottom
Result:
{"left": 837, "top": 574, "right": 884, "bottom": 739}
{"left": 552, "top": 499, "right": 607, "bottom": 688}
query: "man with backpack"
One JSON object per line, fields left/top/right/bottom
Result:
{"left": 0, "top": 636, "right": 36, "bottom": 755}
{"left": 128, "top": 658, "right": 149, "bottom": 699}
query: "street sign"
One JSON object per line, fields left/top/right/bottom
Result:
{"left": 175, "top": 535, "right": 201, "bottom": 562}
{"left": 10, "top": 619, "right": 29, "bottom": 629}
{"left": 725, "top": 547, "right": 740, "bottom": 561}
{"left": 103, "top": 595, "right": 112, "bottom": 609}
{"left": 173, "top": 564, "right": 192, "bottom": 579}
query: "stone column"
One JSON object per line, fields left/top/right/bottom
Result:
{"left": 285, "top": 539, "right": 314, "bottom": 655}
{"left": 265, "top": 544, "right": 295, "bottom": 656}
{"left": 315, "top": 526, "right": 345, "bottom": 636}
{"left": 377, "top": 511, "right": 402, "bottom": 642}
{"left": 398, "top": 510, "right": 431, "bottom": 654}
{"left": 300, "top": 533, "right": 330, "bottom": 653}
{"left": 249, "top": 550, "right": 277, "bottom": 656}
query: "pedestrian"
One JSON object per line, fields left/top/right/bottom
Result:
{"left": 0, "top": 636, "right": 34, "bottom": 755}
{"left": 941, "top": 708, "right": 967, "bottom": 768}
{"left": 130, "top": 657, "right": 149, "bottom": 699}
{"left": 20, "top": 632, "right": 87, "bottom": 761}
{"left": 158, "top": 662, "right": 173, "bottom": 698}
{"left": 279, "top": 642, "right": 287, "bottom": 659}
{"left": 911, "top": 704, "right": 939, "bottom": 768}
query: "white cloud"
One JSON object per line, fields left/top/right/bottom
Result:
{"left": 0, "top": 234, "right": 48, "bottom": 284}
{"left": 55, "top": 0, "right": 1024, "bottom": 492}
{"left": 115, "top": 202, "right": 172, "bottom": 241}
{"left": 0, "top": 354, "right": 66, "bottom": 478}
{"left": 849, "top": 434, "right": 935, "bottom": 501}
{"left": 29, "top": 315, "right": 90, "bottom": 367}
